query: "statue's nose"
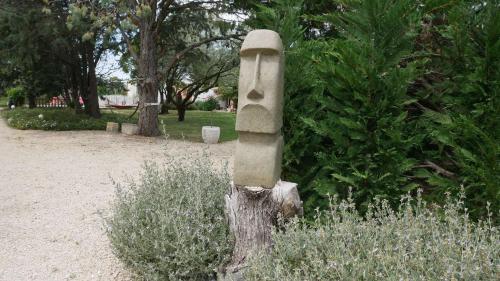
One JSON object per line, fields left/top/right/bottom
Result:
{"left": 247, "top": 88, "right": 263, "bottom": 99}
{"left": 247, "top": 53, "right": 263, "bottom": 100}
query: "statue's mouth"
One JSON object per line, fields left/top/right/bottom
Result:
{"left": 236, "top": 104, "right": 277, "bottom": 134}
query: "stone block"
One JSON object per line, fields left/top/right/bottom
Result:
{"left": 106, "top": 122, "right": 119, "bottom": 133}
{"left": 121, "top": 123, "right": 139, "bottom": 135}
{"left": 233, "top": 132, "right": 283, "bottom": 188}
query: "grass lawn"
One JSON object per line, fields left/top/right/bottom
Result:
{"left": 158, "top": 110, "right": 237, "bottom": 142}
{"left": 0, "top": 95, "right": 8, "bottom": 109}
{"left": 1, "top": 107, "right": 237, "bottom": 142}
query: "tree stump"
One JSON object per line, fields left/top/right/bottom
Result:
{"left": 221, "top": 181, "right": 302, "bottom": 280}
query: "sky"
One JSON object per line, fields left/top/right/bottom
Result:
{"left": 95, "top": 11, "right": 245, "bottom": 84}
{"left": 96, "top": 51, "right": 131, "bottom": 82}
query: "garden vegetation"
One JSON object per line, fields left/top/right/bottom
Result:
{"left": 252, "top": 0, "right": 500, "bottom": 221}
{"left": 2, "top": 108, "right": 131, "bottom": 131}
{"left": 106, "top": 154, "right": 232, "bottom": 280}
{"left": 245, "top": 190, "right": 499, "bottom": 280}
{"left": 107, "top": 156, "right": 498, "bottom": 280}
{"left": 1, "top": 0, "right": 498, "bottom": 279}
{"left": 1, "top": 108, "right": 237, "bottom": 142}
{"left": 5, "top": 86, "right": 26, "bottom": 106}
{"left": 105, "top": 0, "right": 499, "bottom": 279}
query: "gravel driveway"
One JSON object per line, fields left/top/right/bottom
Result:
{"left": 0, "top": 118, "right": 234, "bottom": 281}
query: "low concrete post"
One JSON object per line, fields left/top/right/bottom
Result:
{"left": 106, "top": 122, "right": 120, "bottom": 133}
{"left": 121, "top": 123, "right": 139, "bottom": 135}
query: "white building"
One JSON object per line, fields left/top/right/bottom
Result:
{"left": 99, "top": 82, "right": 139, "bottom": 107}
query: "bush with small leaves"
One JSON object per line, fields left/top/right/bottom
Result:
{"left": 245, "top": 190, "right": 499, "bottom": 280}
{"left": 6, "top": 86, "right": 25, "bottom": 106}
{"left": 106, "top": 153, "right": 232, "bottom": 281}
{"left": 195, "top": 98, "right": 218, "bottom": 111}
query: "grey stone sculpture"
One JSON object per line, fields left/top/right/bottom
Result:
{"left": 223, "top": 30, "right": 302, "bottom": 279}
{"left": 233, "top": 29, "right": 285, "bottom": 188}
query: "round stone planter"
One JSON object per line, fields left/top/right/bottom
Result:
{"left": 202, "top": 126, "right": 220, "bottom": 144}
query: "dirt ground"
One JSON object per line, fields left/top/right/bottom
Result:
{"left": 0, "top": 118, "right": 235, "bottom": 281}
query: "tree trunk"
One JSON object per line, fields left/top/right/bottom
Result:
{"left": 67, "top": 50, "right": 83, "bottom": 112}
{"left": 63, "top": 87, "right": 72, "bottom": 107}
{"left": 177, "top": 105, "right": 186, "bottom": 121}
{"left": 159, "top": 89, "right": 169, "bottom": 114}
{"left": 27, "top": 92, "right": 36, "bottom": 109}
{"left": 161, "top": 103, "right": 169, "bottom": 114}
{"left": 70, "top": 69, "right": 82, "bottom": 112}
{"left": 80, "top": 43, "right": 101, "bottom": 118}
{"left": 86, "top": 57, "right": 101, "bottom": 118}
{"left": 69, "top": 87, "right": 80, "bottom": 110}
{"left": 80, "top": 45, "right": 89, "bottom": 114}
{"left": 221, "top": 181, "right": 303, "bottom": 280}
{"left": 137, "top": 20, "right": 160, "bottom": 136}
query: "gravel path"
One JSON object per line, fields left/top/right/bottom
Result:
{"left": 0, "top": 119, "right": 235, "bottom": 281}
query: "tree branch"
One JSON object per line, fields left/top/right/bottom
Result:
{"left": 180, "top": 60, "right": 233, "bottom": 106}
{"left": 170, "top": 1, "right": 222, "bottom": 12}
{"left": 416, "top": 160, "right": 456, "bottom": 178}
{"left": 157, "top": 34, "right": 244, "bottom": 80}
{"left": 155, "top": 0, "right": 175, "bottom": 33}
{"left": 115, "top": 17, "right": 139, "bottom": 62}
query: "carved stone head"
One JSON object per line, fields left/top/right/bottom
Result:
{"left": 235, "top": 30, "right": 284, "bottom": 134}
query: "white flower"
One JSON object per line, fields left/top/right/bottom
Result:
{"left": 38, "top": 114, "right": 44, "bottom": 119}
{"left": 10, "top": 105, "right": 15, "bottom": 109}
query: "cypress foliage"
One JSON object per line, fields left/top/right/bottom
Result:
{"left": 254, "top": 0, "right": 499, "bottom": 220}
{"left": 415, "top": 0, "right": 500, "bottom": 219}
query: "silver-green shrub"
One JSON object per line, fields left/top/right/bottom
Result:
{"left": 245, "top": 190, "right": 499, "bottom": 280}
{"left": 106, "top": 153, "right": 232, "bottom": 281}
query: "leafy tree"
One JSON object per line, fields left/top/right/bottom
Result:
{"left": 62, "top": 0, "right": 118, "bottom": 118}
{"left": 0, "top": 0, "right": 66, "bottom": 108}
{"left": 97, "top": 76, "right": 128, "bottom": 96}
{"left": 237, "top": 0, "right": 340, "bottom": 39}
{"left": 115, "top": 0, "right": 242, "bottom": 135}
{"left": 0, "top": 0, "right": 118, "bottom": 117}
{"left": 0, "top": 58, "right": 19, "bottom": 95}
{"left": 162, "top": 47, "right": 237, "bottom": 121}
{"left": 216, "top": 66, "right": 239, "bottom": 105}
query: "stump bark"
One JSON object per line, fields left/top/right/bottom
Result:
{"left": 221, "top": 181, "right": 302, "bottom": 280}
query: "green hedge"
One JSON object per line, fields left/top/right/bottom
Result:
{"left": 195, "top": 97, "right": 219, "bottom": 111}
{"left": 6, "top": 86, "right": 25, "bottom": 106}
{"left": 1, "top": 108, "right": 132, "bottom": 130}
{"left": 256, "top": 0, "right": 499, "bottom": 220}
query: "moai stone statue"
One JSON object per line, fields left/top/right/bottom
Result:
{"left": 223, "top": 30, "right": 302, "bottom": 279}
{"left": 233, "top": 29, "right": 284, "bottom": 188}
